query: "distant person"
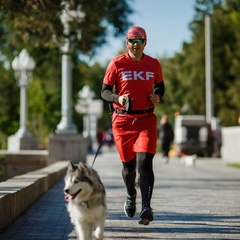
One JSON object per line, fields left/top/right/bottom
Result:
{"left": 214, "top": 125, "right": 222, "bottom": 158}
{"left": 213, "top": 119, "right": 222, "bottom": 158}
{"left": 104, "top": 128, "right": 114, "bottom": 148}
{"left": 96, "top": 129, "right": 104, "bottom": 146}
{"left": 206, "top": 123, "right": 214, "bottom": 157}
{"left": 158, "top": 114, "right": 174, "bottom": 163}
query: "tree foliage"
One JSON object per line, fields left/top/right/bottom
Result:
{"left": 156, "top": 0, "right": 240, "bottom": 126}
{"left": 0, "top": 0, "right": 133, "bottom": 148}
{"left": 0, "top": 0, "right": 133, "bottom": 54}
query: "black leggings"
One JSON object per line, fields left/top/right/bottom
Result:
{"left": 122, "top": 152, "right": 154, "bottom": 207}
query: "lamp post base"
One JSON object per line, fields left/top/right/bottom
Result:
{"left": 7, "top": 134, "right": 39, "bottom": 152}
{"left": 48, "top": 134, "right": 88, "bottom": 164}
{"left": 55, "top": 119, "right": 78, "bottom": 134}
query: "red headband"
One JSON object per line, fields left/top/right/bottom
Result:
{"left": 126, "top": 26, "right": 147, "bottom": 39}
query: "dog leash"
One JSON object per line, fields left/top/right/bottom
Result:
{"left": 91, "top": 96, "right": 131, "bottom": 168}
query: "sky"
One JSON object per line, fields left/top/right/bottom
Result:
{"left": 92, "top": 0, "right": 196, "bottom": 64}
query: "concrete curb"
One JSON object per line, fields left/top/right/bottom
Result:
{"left": 0, "top": 161, "right": 68, "bottom": 232}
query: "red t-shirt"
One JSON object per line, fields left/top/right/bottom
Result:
{"left": 103, "top": 53, "right": 163, "bottom": 110}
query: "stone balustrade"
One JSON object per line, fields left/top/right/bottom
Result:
{"left": 0, "top": 161, "right": 68, "bottom": 232}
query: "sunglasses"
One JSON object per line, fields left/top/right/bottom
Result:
{"left": 128, "top": 38, "right": 145, "bottom": 45}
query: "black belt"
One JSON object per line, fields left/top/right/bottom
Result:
{"left": 114, "top": 108, "right": 154, "bottom": 114}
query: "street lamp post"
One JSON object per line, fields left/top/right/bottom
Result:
{"left": 75, "top": 85, "right": 103, "bottom": 152}
{"left": 12, "top": 49, "right": 35, "bottom": 137}
{"left": 205, "top": 2, "right": 214, "bottom": 124}
{"left": 8, "top": 49, "right": 38, "bottom": 152}
{"left": 48, "top": 3, "right": 88, "bottom": 163}
{"left": 55, "top": 3, "right": 84, "bottom": 134}
{"left": 78, "top": 86, "right": 95, "bottom": 151}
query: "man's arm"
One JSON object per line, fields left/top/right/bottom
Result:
{"left": 154, "top": 81, "right": 165, "bottom": 102}
{"left": 101, "top": 83, "right": 119, "bottom": 102}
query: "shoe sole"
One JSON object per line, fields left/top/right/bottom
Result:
{"left": 124, "top": 202, "right": 136, "bottom": 218}
{"left": 139, "top": 209, "right": 153, "bottom": 225}
{"left": 139, "top": 218, "right": 150, "bottom": 225}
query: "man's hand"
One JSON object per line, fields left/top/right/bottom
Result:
{"left": 119, "top": 94, "right": 129, "bottom": 107}
{"left": 149, "top": 94, "right": 160, "bottom": 105}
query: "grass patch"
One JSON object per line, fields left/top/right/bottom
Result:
{"left": 227, "top": 163, "right": 240, "bottom": 169}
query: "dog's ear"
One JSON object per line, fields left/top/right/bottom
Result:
{"left": 67, "top": 161, "right": 75, "bottom": 171}
{"left": 78, "top": 162, "right": 91, "bottom": 175}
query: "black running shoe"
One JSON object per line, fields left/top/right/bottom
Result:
{"left": 124, "top": 194, "right": 136, "bottom": 218}
{"left": 139, "top": 206, "right": 154, "bottom": 225}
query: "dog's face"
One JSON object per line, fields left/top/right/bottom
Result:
{"left": 64, "top": 162, "right": 94, "bottom": 202}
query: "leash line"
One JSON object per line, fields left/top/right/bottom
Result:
{"left": 91, "top": 97, "right": 131, "bottom": 168}
{"left": 91, "top": 112, "right": 119, "bottom": 168}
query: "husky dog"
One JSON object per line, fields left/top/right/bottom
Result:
{"left": 64, "top": 162, "right": 107, "bottom": 240}
{"left": 181, "top": 154, "right": 197, "bottom": 167}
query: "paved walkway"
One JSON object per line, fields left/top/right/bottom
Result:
{"left": 0, "top": 147, "right": 240, "bottom": 240}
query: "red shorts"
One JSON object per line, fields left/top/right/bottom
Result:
{"left": 112, "top": 112, "right": 157, "bottom": 162}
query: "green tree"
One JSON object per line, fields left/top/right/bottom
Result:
{"left": 0, "top": 0, "right": 133, "bottom": 148}
{"left": 193, "top": 0, "right": 240, "bottom": 125}
{"left": 0, "top": 0, "right": 133, "bottom": 53}
{"left": 160, "top": 0, "right": 240, "bottom": 126}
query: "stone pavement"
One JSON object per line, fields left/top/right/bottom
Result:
{"left": 0, "top": 147, "right": 240, "bottom": 240}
